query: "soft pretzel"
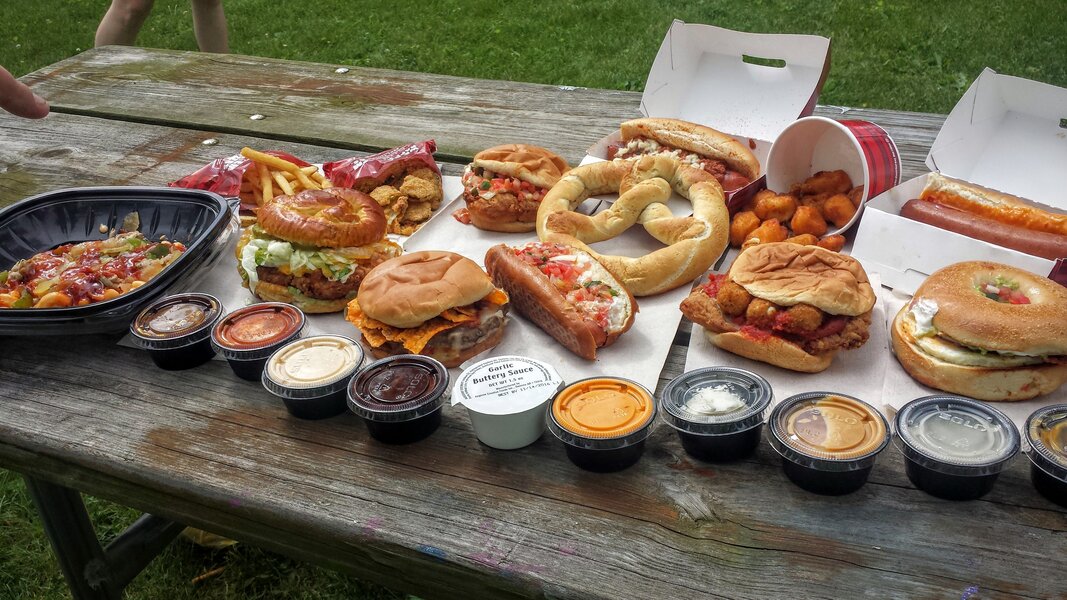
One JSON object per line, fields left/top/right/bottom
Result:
{"left": 536, "top": 155, "right": 729, "bottom": 296}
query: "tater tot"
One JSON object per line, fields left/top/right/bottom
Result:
{"left": 817, "top": 234, "right": 846, "bottom": 252}
{"left": 823, "top": 194, "right": 857, "bottom": 228}
{"left": 716, "top": 281, "right": 753, "bottom": 317}
{"left": 744, "top": 218, "right": 789, "bottom": 246}
{"left": 729, "top": 211, "right": 761, "bottom": 247}
{"left": 784, "top": 233, "right": 819, "bottom": 246}
{"left": 790, "top": 170, "right": 853, "bottom": 196}
{"left": 742, "top": 188, "right": 777, "bottom": 213}
{"left": 848, "top": 185, "right": 865, "bottom": 207}
{"left": 790, "top": 206, "right": 828, "bottom": 237}
{"left": 798, "top": 192, "right": 831, "bottom": 211}
{"left": 753, "top": 193, "right": 797, "bottom": 222}
{"left": 745, "top": 298, "right": 779, "bottom": 329}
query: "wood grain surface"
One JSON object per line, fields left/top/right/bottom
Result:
{"left": 1, "top": 47, "right": 1063, "bottom": 600}
{"left": 22, "top": 47, "right": 944, "bottom": 176}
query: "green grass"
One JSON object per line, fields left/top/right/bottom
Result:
{"left": 1, "top": 1, "right": 1066, "bottom": 113}
{"left": 1, "top": 1, "right": 1067, "bottom": 597}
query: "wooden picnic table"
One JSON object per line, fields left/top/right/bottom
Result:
{"left": 1, "top": 46, "right": 1064, "bottom": 600}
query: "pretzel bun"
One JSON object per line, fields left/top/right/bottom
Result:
{"left": 621, "top": 117, "right": 760, "bottom": 181}
{"left": 358, "top": 251, "right": 496, "bottom": 328}
{"left": 484, "top": 243, "right": 636, "bottom": 360}
{"left": 472, "top": 144, "right": 570, "bottom": 189}
{"left": 258, "top": 188, "right": 387, "bottom": 248}
{"left": 891, "top": 261, "right": 1067, "bottom": 400}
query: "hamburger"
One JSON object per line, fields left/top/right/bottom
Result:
{"left": 460, "top": 144, "right": 570, "bottom": 232}
{"left": 346, "top": 251, "right": 510, "bottom": 367}
{"left": 892, "top": 261, "right": 1067, "bottom": 401}
{"left": 237, "top": 188, "right": 402, "bottom": 313}
{"left": 680, "top": 242, "right": 876, "bottom": 372}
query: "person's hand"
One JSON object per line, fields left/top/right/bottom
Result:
{"left": 0, "top": 66, "right": 49, "bottom": 119}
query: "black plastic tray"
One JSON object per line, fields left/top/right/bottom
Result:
{"left": 0, "top": 186, "right": 234, "bottom": 335}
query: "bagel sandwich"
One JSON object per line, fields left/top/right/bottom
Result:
{"left": 237, "top": 188, "right": 402, "bottom": 313}
{"left": 607, "top": 118, "right": 760, "bottom": 192}
{"left": 484, "top": 242, "right": 637, "bottom": 360}
{"left": 680, "top": 242, "right": 876, "bottom": 373}
{"left": 461, "top": 144, "right": 570, "bottom": 233}
{"left": 346, "top": 251, "right": 509, "bottom": 368}
{"left": 892, "top": 261, "right": 1067, "bottom": 401}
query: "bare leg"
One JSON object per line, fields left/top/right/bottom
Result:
{"left": 191, "top": 0, "right": 230, "bottom": 53}
{"left": 95, "top": 0, "right": 156, "bottom": 47}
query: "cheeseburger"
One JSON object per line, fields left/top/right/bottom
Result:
{"left": 892, "top": 261, "right": 1067, "bottom": 401}
{"left": 461, "top": 144, "right": 570, "bottom": 232}
{"left": 346, "top": 251, "right": 509, "bottom": 367}
{"left": 681, "top": 242, "right": 876, "bottom": 372}
{"left": 237, "top": 188, "right": 402, "bottom": 313}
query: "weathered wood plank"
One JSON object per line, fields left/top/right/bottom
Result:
{"left": 1, "top": 336, "right": 1063, "bottom": 600}
{"left": 0, "top": 111, "right": 463, "bottom": 208}
{"left": 21, "top": 47, "right": 945, "bottom": 178}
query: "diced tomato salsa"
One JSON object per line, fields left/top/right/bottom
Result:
{"left": 514, "top": 243, "right": 618, "bottom": 330}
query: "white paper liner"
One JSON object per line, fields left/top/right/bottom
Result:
{"left": 684, "top": 273, "right": 891, "bottom": 416}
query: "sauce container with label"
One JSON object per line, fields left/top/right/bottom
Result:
{"left": 660, "top": 367, "right": 772, "bottom": 462}
{"left": 452, "top": 356, "right": 563, "bottom": 450}
{"left": 130, "top": 293, "right": 224, "bottom": 370}
{"left": 212, "top": 303, "right": 307, "bottom": 381}
{"left": 895, "top": 395, "right": 1019, "bottom": 500}
{"left": 1025, "top": 404, "right": 1067, "bottom": 508}
{"left": 547, "top": 377, "right": 656, "bottom": 472}
{"left": 768, "top": 392, "right": 889, "bottom": 495}
{"left": 262, "top": 335, "right": 364, "bottom": 420}
{"left": 348, "top": 355, "right": 449, "bottom": 444}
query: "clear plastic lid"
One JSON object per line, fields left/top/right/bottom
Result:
{"left": 129, "top": 293, "right": 223, "bottom": 350}
{"left": 347, "top": 355, "right": 448, "bottom": 423}
{"left": 547, "top": 377, "right": 657, "bottom": 450}
{"left": 895, "top": 395, "right": 1019, "bottom": 476}
{"left": 660, "top": 367, "right": 772, "bottom": 436}
{"left": 1025, "top": 403, "right": 1067, "bottom": 483}
{"left": 262, "top": 335, "right": 363, "bottom": 400}
{"left": 768, "top": 392, "right": 889, "bottom": 472}
{"left": 212, "top": 303, "right": 307, "bottom": 360}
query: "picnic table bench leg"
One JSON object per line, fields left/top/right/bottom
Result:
{"left": 24, "top": 475, "right": 185, "bottom": 599}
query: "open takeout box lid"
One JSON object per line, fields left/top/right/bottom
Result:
{"left": 851, "top": 68, "right": 1067, "bottom": 294}
{"left": 641, "top": 20, "right": 831, "bottom": 144}
{"left": 584, "top": 20, "right": 831, "bottom": 209}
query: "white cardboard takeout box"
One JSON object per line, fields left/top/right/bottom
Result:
{"left": 585, "top": 19, "right": 831, "bottom": 206}
{"left": 851, "top": 68, "right": 1067, "bottom": 295}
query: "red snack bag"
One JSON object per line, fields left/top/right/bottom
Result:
{"left": 169, "top": 151, "right": 312, "bottom": 213}
{"left": 324, "top": 141, "right": 439, "bottom": 191}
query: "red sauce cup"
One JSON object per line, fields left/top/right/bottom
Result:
{"left": 212, "top": 303, "right": 307, "bottom": 381}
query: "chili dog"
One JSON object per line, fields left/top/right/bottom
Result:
{"left": 901, "top": 199, "right": 1067, "bottom": 260}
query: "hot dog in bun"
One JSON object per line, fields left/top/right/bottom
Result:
{"left": 892, "top": 261, "right": 1067, "bottom": 401}
{"left": 346, "top": 251, "right": 509, "bottom": 368}
{"left": 484, "top": 242, "right": 636, "bottom": 360}
{"left": 237, "top": 188, "right": 402, "bottom": 313}
{"left": 460, "top": 144, "right": 570, "bottom": 232}
{"left": 607, "top": 118, "right": 760, "bottom": 192}
{"left": 681, "top": 242, "right": 876, "bottom": 372}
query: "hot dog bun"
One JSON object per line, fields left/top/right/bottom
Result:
{"left": 621, "top": 118, "right": 760, "bottom": 181}
{"left": 900, "top": 199, "right": 1067, "bottom": 260}
{"left": 484, "top": 243, "right": 636, "bottom": 360}
{"left": 920, "top": 173, "right": 1067, "bottom": 236}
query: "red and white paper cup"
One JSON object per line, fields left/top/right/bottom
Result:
{"left": 766, "top": 116, "right": 901, "bottom": 235}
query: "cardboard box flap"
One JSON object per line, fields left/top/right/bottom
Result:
{"left": 926, "top": 68, "right": 1067, "bottom": 209}
{"left": 642, "top": 20, "right": 831, "bottom": 143}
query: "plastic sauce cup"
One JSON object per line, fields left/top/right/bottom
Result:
{"left": 348, "top": 355, "right": 449, "bottom": 444}
{"left": 895, "top": 395, "right": 1019, "bottom": 500}
{"left": 262, "top": 335, "right": 364, "bottom": 420}
{"left": 768, "top": 392, "right": 890, "bottom": 495}
{"left": 660, "top": 367, "right": 773, "bottom": 462}
{"left": 452, "top": 356, "right": 563, "bottom": 450}
{"left": 130, "top": 293, "right": 224, "bottom": 370}
{"left": 1025, "top": 404, "right": 1067, "bottom": 508}
{"left": 547, "top": 377, "right": 656, "bottom": 472}
{"left": 212, "top": 303, "right": 307, "bottom": 381}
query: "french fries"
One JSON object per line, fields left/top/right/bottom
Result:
{"left": 238, "top": 147, "right": 331, "bottom": 209}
